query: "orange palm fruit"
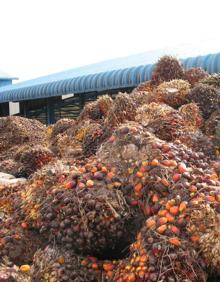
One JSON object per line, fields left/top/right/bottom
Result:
{"left": 169, "top": 237, "right": 181, "bottom": 246}
{"left": 152, "top": 194, "right": 159, "bottom": 203}
{"left": 179, "top": 201, "right": 188, "bottom": 212}
{"left": 151, "top": 159, "right": 159, "bottom": 166}
{"left": 216, "top": 194, "right": 220, "bottom": 202}
{"left": 172, "top": 174, "right": 181, "bottom": 182}
{"left": 178, "top": 163, "right": 188, "bottom": 173}
{"left": 190, "top": 235, "right": 200, "bottom": 243}
{"left": 136, "top": 171, "right": 144, "bottom": 178}
{"left": 158, "top": 209, "right": 167, "bottom": 217}
{"left": 103, "top": 263, "right": 114, "bottom": 271}
{"left": 146, "top": 219, "right": 156, "bottom": 229}
{"left": 161, "top": 178, "right": 170, "bottom": 187}
{"left": 169, "top": 206, "right": 179, "bottom": 216}
{"left": 166, "top": 212, "right": 175, "bottom": 223}
{"left": 170, "top": 225, "right": 180, "bottom": 235}
{"left": 157, "top": 224, "right": 167, "bottom": 234}
{"left": 134, "top": 183, "right": 143, "bottom": 193}
{"left": 159, "top": 217, "right": 168, "bottom": 225}
{"left": 206, "top": 195, "right": 215, "bottom": 202}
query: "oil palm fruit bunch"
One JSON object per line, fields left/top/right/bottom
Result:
{"left": 82, "top": 122, "right": 105, "bottom": 157}
{"left": 97, "top": 122, "right": 165, "bottom": 176}
{"left": 31, "top": 245, "right": 118, "bottom": 282}
{"left": 50, "top": 118, "right": 76, "bottom": 140}
{"left": 205, "top": 110, "right": 220, "bottom": 136}
{"left": 187, "top": 84, "right": 220, "bottom": 119}
{"left": 151, "top": 55, "right": 185, "bottom": 85}
{"left": 146, "top": 112, "right": 187, "bottom": 142}
{"left": 97, "top": 95, "right": 114, "bottom": 117}
{"left": 201, "top": 73, "right": 220, "bottom": 88}
{"left": 155, "top": 79, "right": 190, "bottom": 108}
{"left": 179, "top": 103, "right": 204, "bottom": 129}
{"left": 136, "top": 102, "right": 175, "bottom": 127}
{"left": 104, "top": 93, "right": 136, "bottom": 129}
{"left": 177, "top": 130, "right": 216, "bottom": 160}
{"left": 184, "top": 67, "right": 208, "bottom": 86}
{"left": 14, "top": 145, "right": 55, "bottom": 177}
{"left": 38, "top": 187, "right": 137, "bottom": 256}
{"left": 78, "top": 100, "right": 103, "bottom": 122}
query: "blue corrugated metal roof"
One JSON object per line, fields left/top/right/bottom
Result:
{"left": 0, "top": 50, "right": 220, "bottom": 103}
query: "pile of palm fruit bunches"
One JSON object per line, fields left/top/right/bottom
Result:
{"left": 1, "top": 56, "right": 220, "bottom": 282}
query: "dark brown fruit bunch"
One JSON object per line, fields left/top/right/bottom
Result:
{"left": 184, "top": 67, "right": 208, "bottom": 86}
{"left": 205, "top": 110, "right": 220, "bottom": 136}
{"left": 201, "top": 73, "right": 220, "bottom": 88}
{"left": 31, "top": 246, "right": 101, "bottom": 282}
{"left": 151, "top": 55, "right": 184, "bottom": 85}
{"left": 39, "top": 187, "right": 137, "bottom": 256}
{"left": 187, "top": 84, "right": 220, "bottom": 119}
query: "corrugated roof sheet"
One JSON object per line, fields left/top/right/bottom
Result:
{"left": 0, "top": 46, "right": 220, "bottom": 103}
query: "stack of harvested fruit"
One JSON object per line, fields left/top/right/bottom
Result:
{"left": 1, "top": 55, "right": 220, "bottom": 281}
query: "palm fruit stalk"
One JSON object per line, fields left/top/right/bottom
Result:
{"left": 151, "top": 55, "right": 185, "bottom": 85}
{"left": 184, "top": 67, "right": 208, "bottom": 86}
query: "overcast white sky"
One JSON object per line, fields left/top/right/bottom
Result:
{"left": 0, "top": 0, "right": 220, "bottom": 81}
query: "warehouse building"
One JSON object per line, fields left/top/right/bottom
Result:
{"left": 0, "top": 49, "right": 220, "bottom": 124}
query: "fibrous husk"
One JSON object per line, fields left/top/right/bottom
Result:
{"left": 38, "top": 187, "right": 138, "bottom": 256}
{"left": 132, "top": 80, "right": 154, "bottom": 93}
{"left": 155, "top": 79, "right": 191, "bottom": 108}
{"left": 136, "top": 102, "right": 176, "bottom": 126}
{"left": 201, "top": 73, "right": 220, "bottom": 88}
{"left": 0, "top": 116, "right": 46, "bottom": 161}
{"left": 177, "top": 130, "right": 216, "bottom": 159}
{"left": 179, "top": 103, "right": 204, "bottom": 129}
{"left": 151, "top": 55, "right": 185, "bottom": 85}
{"left": 104, "top": 93, "right": 136, "bottom": 129}
{"left": 0, "top": 159, "right": 23, "bottom": 177}
{"left": 187, "top": 84, "right": 220, "bottom": 119}
{"left": 184, "top": 67, "right": 209, "bottom": 86}
{"left": 31, "top": 245, "right": 118, "bottom": 282}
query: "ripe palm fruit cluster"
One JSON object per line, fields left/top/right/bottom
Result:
{"left": 151, "top": 55, "right": 185, "bottom": 85}
{"left": 179, "top": 102, "right": 204, "bottom": 129}
{"left": 201, "top": 73, "right": 220, "bottom": 88}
